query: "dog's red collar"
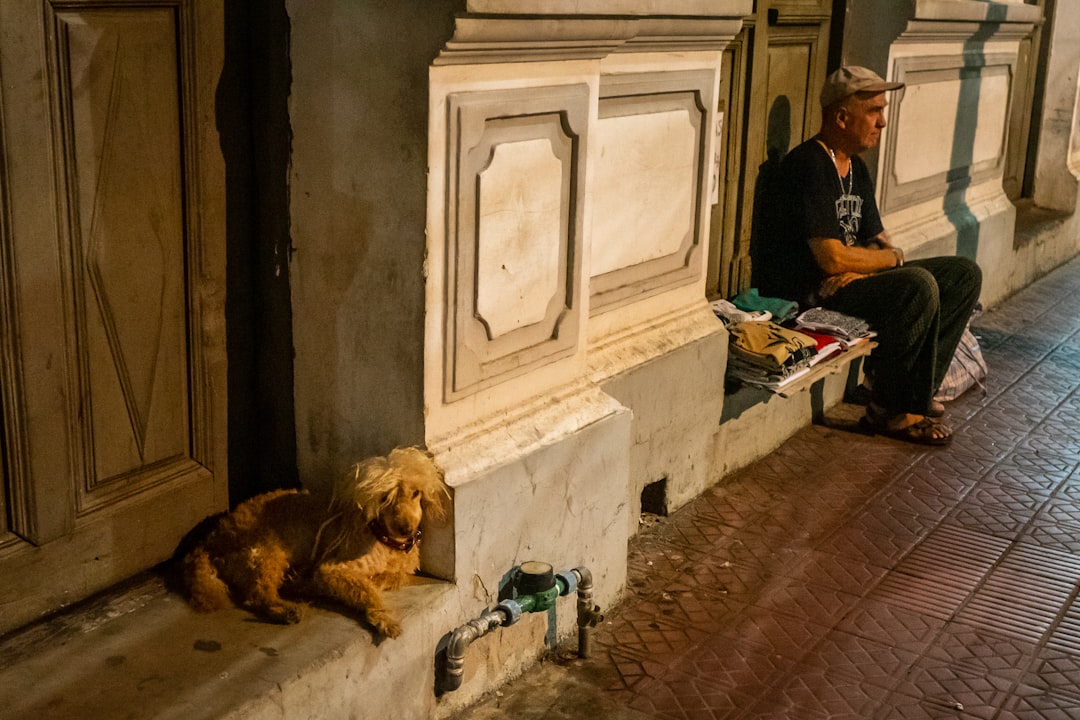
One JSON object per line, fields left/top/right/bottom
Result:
{"left": 369, "top": 519, "right": 421, "bottom": 553}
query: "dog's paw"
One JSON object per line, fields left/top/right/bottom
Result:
{"left": 370, "top": 612, "right": 402, "bottom": 639}
{"left": 262, "top": 602, "right": 303, "bottom": 625}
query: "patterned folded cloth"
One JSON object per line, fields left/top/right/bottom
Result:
{"left": 795, "top": 307, "right": 871, "bottom": 340}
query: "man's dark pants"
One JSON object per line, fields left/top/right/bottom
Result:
{"left": 825, "top": 256, "right": 983, "bottom": 416}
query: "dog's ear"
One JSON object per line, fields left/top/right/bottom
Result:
{"left": 338, "top": 456, "right": 398, "bottom": 522}
{"left": 420, "top": 480, "right": 450, "bottom": 521}
{"left": 413, "top": 448, "right": 450, "bottom": 521}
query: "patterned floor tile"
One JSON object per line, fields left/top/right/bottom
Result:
{"left": 1017, "top": 432, "right": 1080, "bottom": 464}
{"left": 1043, "top": 594, "right": 1080, "bottom": 656}
{"left": 593, "top": 600, "right": 726, "bottom": 666}
{"left": 1002, "top": 682, "right": 1080, "bottom": 720}
{"left": 802, "top": 629, "right": 919, "bottom": 689}
{"left": 925, "top": 621, "right": 1038, "bottom": 685}
{"left": 893, "top": 451, "right": 993, "bottom": 500}
{"left": 956, "top": 545, "right": 1077, "bottom": 644}
{"left": 750, "top": 580, "right": 860, "bottom": 628}
{"left": 844, "top": 502, "right": 939, "bottom": 546}
{"left": 988, "top": 449, "right": 1076, "bottom": 493}
{"left": 869, "top": 525, "right": 1008, "bottom": 620}
{"left": 696, "top": 481, "right": 780, "bottom": 520}
{"left": 836, "top": 597, "right": 947, "bottom": 655}
{"left": 944, "top": 501, "right": 1034, "bottom": 539}
{"left": 1023, "top": 506, "right": 1080, "bottom": 555}
{"left": 1022, "top": 648, "right": 1080, "bottom": 702}
{"left": 738, "top": 667, "right": 887, "bottom": 720}
{"left": 721, "top": 604, "right": 832, "bottom": 663}
{"left": 818, "top": 522, "right": 919, "bottom": 570}
{"left": 889, "top": 664, "right": 1006, "bottom": 720}
{"left": 962, "top": 481, "right": 1052, "bottom": 509}
{"left": 780, "top": 549, "right": 890, "bottom": 598}
{"left": 864, "top": 486, "right": 955, "bottom": 523}
{"left": 617, "top": 634, "right": 797, "bottom": 718}
{"left": 948, "top": 414, "right": 1027, "bottom": 460}
{"left": 697, "top": 533, "right": 805, "bottom": 579}
{"left": 984, "top": 385, "right": 1061, "bottom": 425}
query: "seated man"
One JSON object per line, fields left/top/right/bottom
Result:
{"left": 756, "top": 66, "right": 982, "bottom": 445}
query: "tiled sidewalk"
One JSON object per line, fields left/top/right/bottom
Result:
{"left": 465, "top": 253, "right": 1080, "bottom": 720}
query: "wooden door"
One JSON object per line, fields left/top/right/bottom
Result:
{"left": 0, "top": 0, "right": 227, "bottom": 633}
{"left": 708, "top": 0, "right": 833, "bottom": 298}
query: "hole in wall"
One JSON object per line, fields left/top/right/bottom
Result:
{"left": 640, "top": 476, "right": 669, "bottom": 518}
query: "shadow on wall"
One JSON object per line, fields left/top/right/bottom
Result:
{"left": 945, "top": 5, "right": 1009, "bottom": 260}
{"left": 749, "top": 95, "right": 792, "bottom": 294}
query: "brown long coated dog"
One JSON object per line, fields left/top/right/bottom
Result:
{"left": 182, "top": 447, "right": 447, "bottom": 638}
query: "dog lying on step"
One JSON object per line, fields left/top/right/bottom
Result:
{"left": 182, "top": 447, "right": 447, "bottom": 638}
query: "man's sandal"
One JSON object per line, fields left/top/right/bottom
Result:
{"left": 848, "top": 387, "right": 944, "bottom": 418}
{"left": 860, "top": 411, "right": 953, "bottom": 446}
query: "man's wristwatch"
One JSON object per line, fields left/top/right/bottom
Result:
{"left": 891, "top": 248, "right": 904, "bottom": 267}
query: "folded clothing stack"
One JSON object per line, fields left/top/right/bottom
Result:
{"left": 726, "top": 321, "right": 817, "bottom": 387}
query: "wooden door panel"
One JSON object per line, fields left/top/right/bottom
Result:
{"left": 0, "top": 0, "right": 226, "bottom": 634}
{"left": 57, "top": 9, "right": 193, "bottom": 510}
{"left": 763, "top": 26, "right": 828, "bottom": 160}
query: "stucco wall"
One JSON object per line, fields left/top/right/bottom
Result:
{"left": 287, "top": 0, "right": 458, "bottom": 487}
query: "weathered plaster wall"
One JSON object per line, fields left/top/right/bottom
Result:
{"left": 287, "top": 0, "right": 457, "bottom": 487}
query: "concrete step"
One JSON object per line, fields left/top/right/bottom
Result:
{"left": 0, "top": 572, "right": 555, "bottom": 720}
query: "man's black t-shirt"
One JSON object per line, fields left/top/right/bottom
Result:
{"left": 754, "top": 138, "right": 885, "bottom": 305}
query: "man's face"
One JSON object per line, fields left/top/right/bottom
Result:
{"left": 841, "top": 92, "right": 888, "bottom": 152}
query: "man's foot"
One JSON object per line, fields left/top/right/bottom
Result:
{"left": 926, "top": 399, "right": 945, "bottom": 417}
{"left": 861, "top": 408, "right": 952, "bottom": 446}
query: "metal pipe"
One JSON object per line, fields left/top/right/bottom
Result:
{"left": 443, "top": 605, "right": 512, "bottom": 693}
{"left": 441, "top": 563, "right": 600, "bottom": 693}
{"left": 570, "top": 566, "right": 601, "bottom": 658}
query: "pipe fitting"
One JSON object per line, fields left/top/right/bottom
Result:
{"left": 555, "top": 569, "right": 577, "bottom": 596}
{"left": 443, "top": 606, "right": 509, "bottom": 693}
{"left": 496, "top": 598, "right": 523, "bottom": 626}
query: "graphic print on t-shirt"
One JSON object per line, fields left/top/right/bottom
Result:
{"left": 835, "top": 193, "right": 863, "bottom": 246}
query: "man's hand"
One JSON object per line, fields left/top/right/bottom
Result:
{"left": 819, "top": 271, "right": 869, "bottom": 299}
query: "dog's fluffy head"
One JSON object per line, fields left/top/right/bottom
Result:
{"left": 335, "top": 447, "right": 448, "bottom": 538}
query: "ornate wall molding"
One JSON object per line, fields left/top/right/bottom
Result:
{"left": 443, "top": 84, "right": 588, "bottom": 401}
{"left": 465, "top": 0, "right": 751, "bottom": 17}
{"left": 435, "top": 16, "right": 745, "bottom": 65}
{"left": 590, "top": 69, "right": 714, "bottom": 311}
{"left": 880, "top": 53, "right": 1016, "bottom": 215}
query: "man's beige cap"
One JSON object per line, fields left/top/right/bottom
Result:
{"left": 820, "top": 66, "right": 904, "bottom": 107}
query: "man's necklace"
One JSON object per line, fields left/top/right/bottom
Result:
{"left": 819, "top": 139, "right": 853, "bottom": 196}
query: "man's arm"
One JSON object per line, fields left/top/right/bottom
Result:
{"left": 809, "top": 233, "right": 903, "bottom": 276}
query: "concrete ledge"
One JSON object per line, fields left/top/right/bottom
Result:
{"left": 0, "top": 569, "right": 593, "bottom": 720}
{"left": 0, "top": 575, "right": 479, "bottom": 720}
